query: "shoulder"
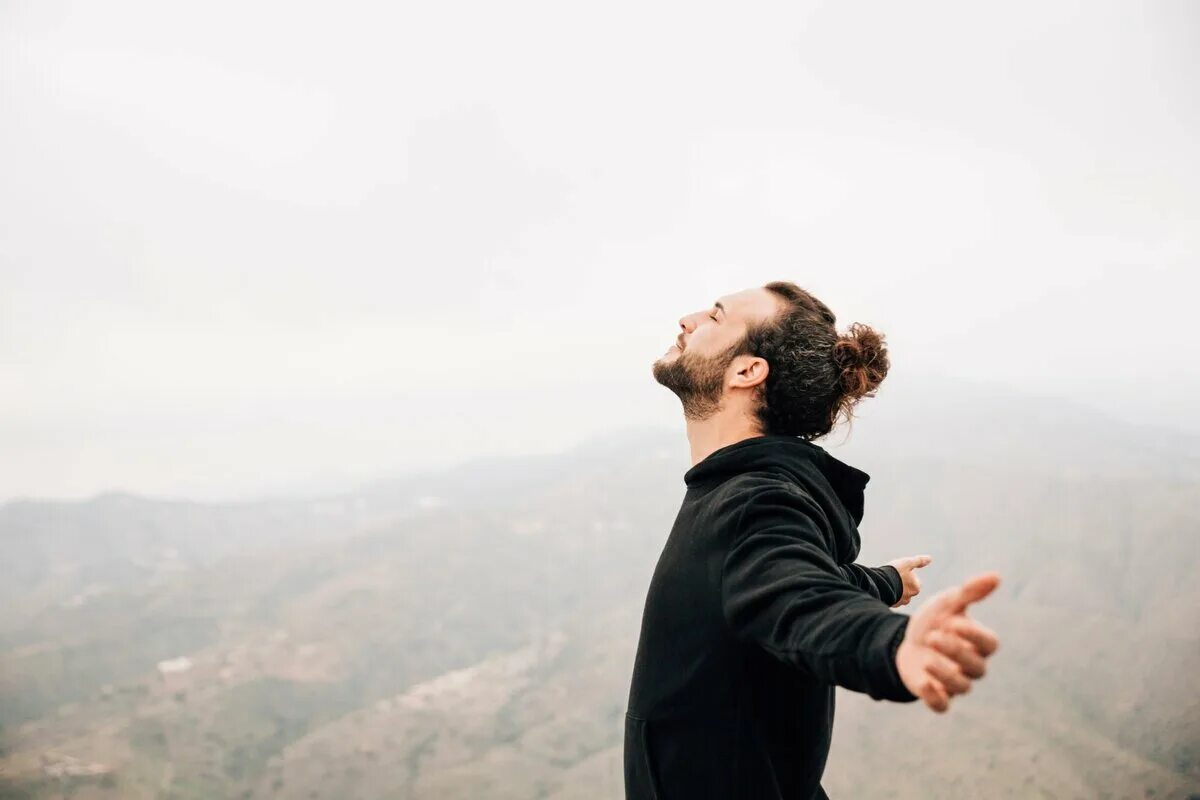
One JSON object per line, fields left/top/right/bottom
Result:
{"left": 716, "top": 474, "right": 829, "bottom": 534}
{"left": 707, "top": 471, "right": 786, "bottom": 512}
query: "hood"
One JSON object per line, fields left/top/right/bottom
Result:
{"left": 682, "top": 434, "right": 871, "bottom": 525}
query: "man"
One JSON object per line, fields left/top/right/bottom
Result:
{"left": 625, "top": 281, "right": 1001, "bottom": 799}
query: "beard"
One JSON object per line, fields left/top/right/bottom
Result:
{"left": 652, "top": 339, "right": 745, "bottom": 421}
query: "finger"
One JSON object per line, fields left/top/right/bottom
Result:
{"left": 920, "top": 675, "right": 950, "bottom": 713}
{"left": 946, "top": 571, "right": 1001, "bottom": 614}
{"left": 899, "top": 554, "right": 932, "bottom": 570}
{"left": 945, "top": 616, "right": 1000, "bottom": 657}
{"left": 927, "top": 629, "right": 986, "bottom": 678}
{"left": 925, "top": 649, "right": 971, "bottom": 695}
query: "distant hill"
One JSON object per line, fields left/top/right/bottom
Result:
{"left": 1, "top": 374, "right": 1198, "bottom": 799}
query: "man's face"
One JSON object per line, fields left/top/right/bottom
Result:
{"left": 651, "top": 287, "right": 781, "bottom": 420}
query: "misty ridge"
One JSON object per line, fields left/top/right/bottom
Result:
{"left": 1, "top": 371, "right": 1198, "bottom": 799}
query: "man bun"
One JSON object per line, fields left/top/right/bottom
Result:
{"left": 831, "top": 322, "right": 890, "bottom": 402}
{"left": 749, "top": 280, "right": 891, "bottom": 440}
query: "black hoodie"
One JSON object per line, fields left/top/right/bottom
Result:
{"left": 624, "top": 434, "right": 918, "bottom": 800}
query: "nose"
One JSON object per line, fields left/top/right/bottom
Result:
{"left": 676, "top": 317, "right": 696, "bottom": 350}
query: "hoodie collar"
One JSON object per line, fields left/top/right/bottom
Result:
{"left": 682, "top": 434, "right": 871, "bottom": 524}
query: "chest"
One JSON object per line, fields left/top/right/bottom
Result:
{"left": 641, "top": 509, "right": 731, "bottom": 643}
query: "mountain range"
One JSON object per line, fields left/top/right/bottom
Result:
{"left": 1, "top": 372, "right": 1198, "bottom": 799}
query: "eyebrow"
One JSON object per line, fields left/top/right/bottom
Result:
{"left": 714, "top": 301, "right": 726, "bottom": 316}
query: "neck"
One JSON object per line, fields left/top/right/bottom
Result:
{"left": 684, "top": 413, "right": 764, "bottom": 467}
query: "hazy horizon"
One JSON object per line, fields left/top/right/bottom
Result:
{"left": 5, "top": 364, "right": 1198, "bottom": 507}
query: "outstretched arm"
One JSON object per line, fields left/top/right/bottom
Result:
{"left": 720, "top": 483, "right": 918, "bottom": 703}
{"left": 842, "top": 554, "right": 934, "bottom": 607}
{"left": 838, "top": 563, "right": 903, "bottom": 606}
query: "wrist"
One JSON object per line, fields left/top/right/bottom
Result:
{"left": 881, "top": 564, "right": 904, "bottom": 606}
{"left": 890, "top": 620, "right": 919, "bottom": 702}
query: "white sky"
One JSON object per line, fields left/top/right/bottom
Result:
{"left": 2, "top": 0, "right": 1197, "bottom": 502}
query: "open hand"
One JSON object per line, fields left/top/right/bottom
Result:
{"left": 886, "top": 554, "right": 933, "bottom": 607}
{"left": 895, "top": 571, "right": 1001, "bottom": 713}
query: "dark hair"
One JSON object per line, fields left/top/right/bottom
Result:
{"left": 735, "top": 281, "right": 890, "bottom": 440}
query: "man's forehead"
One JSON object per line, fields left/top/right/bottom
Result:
{"left": 717, "top": 288, "right": 776, "bottom": 318}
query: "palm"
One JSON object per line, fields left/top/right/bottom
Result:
{"left": 896, "top": 571, "right": 1001, "bottom": 713}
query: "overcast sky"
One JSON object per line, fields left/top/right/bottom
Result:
{"left": 2, "top": 0, "right": 1197, "bottom": 503}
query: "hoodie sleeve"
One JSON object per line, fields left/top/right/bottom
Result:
{"left": 720, "top": 483, "right": 918, "bottom": 702}
{"left": 838, "top": 563, "right": 903, "bottom": 606}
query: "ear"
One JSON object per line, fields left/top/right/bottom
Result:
{"left": 734, "top": 356, "right": 769, "bottom": 389}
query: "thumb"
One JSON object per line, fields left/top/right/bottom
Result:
{"left": 909, "top": 554, "right": 933, "bottom": 569}
{"left": 945, "top": 571, "right": 1002, "bottom": 614}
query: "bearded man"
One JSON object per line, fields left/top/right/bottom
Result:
{"left": 625, "top": 281, "right": 1001, "bottom": 800}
